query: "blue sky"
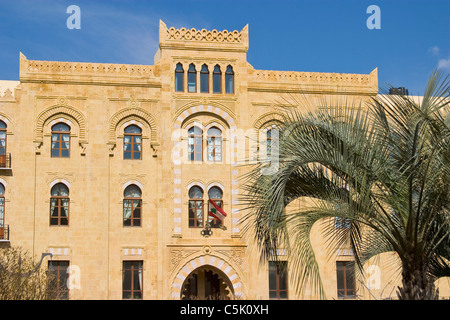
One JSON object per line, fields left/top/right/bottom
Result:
{"left": 0, "top": 0, "right": 449, "bottom": 95}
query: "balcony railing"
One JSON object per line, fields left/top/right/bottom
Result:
{"left": 0, "top": 153, "right": 11, "bottom": 170}
{"left": 0, "top": 225, "right": 9, "bottom": 241}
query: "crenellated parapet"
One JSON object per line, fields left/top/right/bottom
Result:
{"left": 158, "top": 20, "right": 249, "bottom": 53}
{"left": 19, "top": 52, "right": 159, "bottom": 87}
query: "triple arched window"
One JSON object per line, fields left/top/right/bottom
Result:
{"left": 188, "top": 185, "right": 223, "bottom": 229}
{"left": 175, "top": 63, "right": 234, "bottom": 94}
{"left": 188, "top": 126, "right": 223, "bottom": 162}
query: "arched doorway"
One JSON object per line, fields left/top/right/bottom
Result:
{"left": 181, "top": 266, "right": 234, "bottom": 300}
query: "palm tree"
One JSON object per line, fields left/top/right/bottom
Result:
{"left": 241, "top": 71, "right": 450, "bottom": 300}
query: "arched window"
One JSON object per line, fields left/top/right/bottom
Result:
{"left": 213, "top": 65, "right": 222, "bottom": 94}
{"left": 188, "top": 64, "right": 197, "bottom": 93}
{"left": 188, "top": 186, "right": 204, "bottom": 228}
{"left": 225, "top": 65, "right": 234, "bottom": 94}
{"left": 50, "top": 183, "right": 69, "bottom": 226}
{"left": 207, "top": 127, "right": 222, "bottom": 162}
{"left": 208, "top": 187, "right": 223, "bottom": 228}
{"left": 0, "top": 184, "right": 5, "bottom": 238}
{"left": 0, "top": 121, "right": 6, "bottom": 167}
{"left": 200, "top": 64, "right": 209, "bottom": 93}
{"left": 51, "top": 123, "right": 70, "bottom": 158}
{"left": 175, "top": 63, "right": 184, "bottom": 92}
{"left": 123, "top": 185, "right": 142, "bottom": 227}
{"left": 124, "top": 125, "right": 142, "bottom": 160}
{"left": 188, "top": 126, "right": 203, "bottom": 161}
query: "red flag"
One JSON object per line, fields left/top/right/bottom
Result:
{"left": 208, "top": 199, "right": 227, "bottom": 221}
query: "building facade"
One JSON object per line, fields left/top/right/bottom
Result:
{"left": 0, "top": 21, "right": 447, "bottom": 300}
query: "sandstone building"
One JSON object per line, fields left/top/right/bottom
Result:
{"left": 0, "top": 21, "right": 447, "bottom": 300}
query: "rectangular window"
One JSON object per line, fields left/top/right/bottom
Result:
{"left": 200, "top": 71, "right": 209, "bottom": 93}
{"left": 269, "top": 261, "right": 288, "bottom": 299}
{"left": 123, "top": 261, "right": 143, "bottom": 300}
{"left": 48, "top": 260, "right": 70, "bottom": 300}
{"left": 51, "top": 133, "right": 70, "bottom": 158}
{"left": 189, "top": 200, "right": 203, "bottom": 228}
{"left": 336, "top": 261, "right": 355, "bottom": 298}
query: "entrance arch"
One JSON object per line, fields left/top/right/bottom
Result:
{"left": 181, "top": 265, "right": 233, "bottom": 300}
{"left": 170, "top": 254, "right": 244, "bottom": 299}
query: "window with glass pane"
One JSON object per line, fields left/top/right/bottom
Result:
{"left": 200, "top": 64, "right": 209, "bottom": 93}
{"left": 213, "top": 65, "right": 222, "bottom": 93}
{"left": 123, "top": 185, "right": 142, "bottom": 227}
{"left": 51, "top": 123, "right": 70, "bottom": 158}
{"left": 188, "top": 64, "right": 197, "bottom": 93}
{"left": 188, "top": 186, "right": 203, "bottom": 228}
{"left": 0, "top": 184, "right": 4, "bottom": 236}
{"left": 0, "top": 121, "right": 6, "bottom": 168}
{"left": 50, "top": 183, "right": 69, "bottom": 226}
{"left": 207, "top": 127, "right": 222, "bottom": 162}
{"left": 175, "top": 63, "right": 184, "bottom": 92}
{"left": 225, "top": 65, "right": 234, "bottom": 94}
{"left": 188, "top": 126, "right": 203, "bottom": 161}
{"left": 48, "top": 261, "right": 69, "bottom": 299}
{"left": 208, "top": 187, "right": 223, "bottom": 228}
{"left": 336, "top": 261, "right": 355, "bottom": 298}
{"left": 122, "top": 261, "right": 143, "bottom": 300}
{"left": 269, "top": 261, "right": 288, "bottom": 299}
{"left": 124, "top": 125, "right": 142, "bottom": 160}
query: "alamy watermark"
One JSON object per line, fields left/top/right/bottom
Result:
{"left": 66, "top": 5, "right": 81, "bottom": 30}
{"left": 366, "top": 5, "right": 381, "bottom": 30}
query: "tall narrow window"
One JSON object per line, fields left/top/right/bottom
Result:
{"left": 188, "top": 186, "right": 203, "bottom": 228}
{"left": 0, "top": 121, "right": 6, "bottom": 167}
{"left": 225, "top": 65, "right": 234, "bottom": 94}
{"left": 123, "top": 125, "right": 142, "bottom": 160}
{"left": 213, "top": 65, "right": 222, "bottom": 93}
{"left": 48, "top": 261, "right": 70, "bottom": 299}
{"left": 207, "top": 127, "right": 222, "bottom": 162}
{"left": 175, "top": 63, "right": 184, "bottom": 92}
{"left": 122, "top": 261, "right": 143, "bottom": 300}
{"left": 208, "top": 187, "right": 223, "bottom": 228}
{"left": 336, "top": 261, "right": 355, "bottom": 299}
{"left": 269, "top": 261, "right": 288, "bottom": 299}
{"left": 50, "top": 183, "right": 69, "bottom": 226}
{"left": 188, "top": 126, "right": 203, "bottom": 161}
{"left": 188, "top": 64, "right": 197, "bottom": 93}
{"left": 123, "top": 184, "right": 142, "bottom": 227}
{"left": 51, "top": 123, "right": 70, "bottom": 158}
{"left": 0, "top": 184, "right": 4, "bottom": 240}
{"left": 200, "top": 64, "right": 209, "bottom": 93}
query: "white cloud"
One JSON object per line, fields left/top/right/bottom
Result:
{"left": 437, "top": 56, "right": 450, "bottom": 72}
{"left": 428, "top": 46, "right": 440, "bottom": 56}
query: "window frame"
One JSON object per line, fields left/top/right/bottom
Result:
{"left": 51, "top": 123, "right": 70, "bottom": 158}
{"left": 0, "top": 184, "right": 4, "bottom": 239}
{"left": 213, "top": 65, "right": 222, "bottom": 94}
{"left": 336, "top": 261, "right": 356, "bottom": 299}
{"left": 225, "top": 65, "right": 234, "bottom": 94}
{"left": 188, "top": 63, "right": 197, "bottom": 93}
{"left": 188, "top": 126, "right": 203, "bottom": 162}
{"left": 122, "top": 261, "right": 143, "bottom": 300}
{"left": 200, "top": 64, "right": 210, "bottom": 93}
{"left": 188, "top": 186, "right": 204, "bottom": 228}
{"left": 48, "top": 260, "right": 70, "bottom": 300}
{"left": 123, "top": 185, "right": 142, "bottom": 227}
{"left": 50, "top": 183, "right": 70, "bottom": 226}
{"left": 0, "top": 120, "right": 6, "bottom": 167}
{"left": 123, "top": 125, "right": 142, "bottom": 160}
{"left": 268, "top": 261, "right": 288, "bottom": 300}
{"left": 206, "top": 127, "right": 222, "bottom": 162}
{"left": 208, "top": 186, "right": 223, "bottom": 228}
{"left": 175, "top": 63, "right": 184, "bottom": 92}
